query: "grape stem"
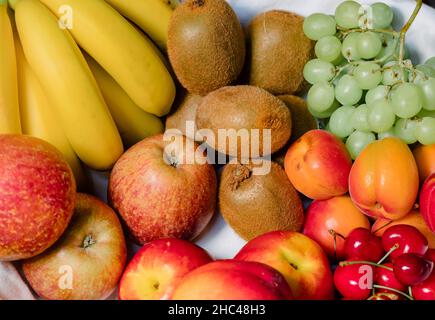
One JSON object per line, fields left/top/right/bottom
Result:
{"left": 399, "top": 0, "right": 423, "bottom": 63}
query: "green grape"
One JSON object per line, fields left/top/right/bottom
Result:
{"left": 370, "top": 3, "right": 394, "bottom": 29}
{"left": 351, "top": 104, "right": 371, "bottom": 132}
{"left": 415, "top": 117, "right": 435, "bottom": 145}
{"left": 315, "top": 36, "right": 342, "bottom": 62}
{"left": 308, "top": 100, "right": 340, "bottom": 119}
{"left": 376, "top": 34, "right": 395, "bottom": 62}
{"left": 382, "top": 61, "right": 407, "bottom": 86}
{"left": 357, "top": 32, "right": 382, "bottom": 59}
{"left": 390, "top": 83, "right": 423, "bottom": 118}
{"left": 367, "top": 98, "right": 396, "bottom": 133}
{"left": 346, "top": 131, "right": 376, "bottom": 159}
{"left": 303, "top": 59, "right": 336, "bottom": 84}
{"left": 418, "top": 108, "right": 435, "bottom": 118}
{"left": 425, "top": 56, "right": 435, "bottom": 69}
{"left": 393, "top": 118, "right": 418, "bottom": 144}
{"left": 335, "top": 75, "right": 363, "bottom": 105}
{"left": 342, "top": 33, "right": 361, "bottom": 61}
{"left": 303, "top": 13, "right": 337, "bottom": 41}
{"left": 307, "top": 82, "right": 336, "bottom": 112}
{"left": 335, "top": 1, "right": 362, "bottom": 29}
{"left": 378, "top": 129, "right": 395, "bottom": 140}
{"left": 353, "top": 62, "right": 382, "bottom": 90}
{"left": 416, "top": 64, "right": 435, "bottom": 78}
{"left": 366, "top": 85, "right": 390, "bottom": 105}
{"left": 329, "top": 106, "right": 356, "bottom": 138}
{"left": 419, "top": 78, "right": 435, "bottom": 111}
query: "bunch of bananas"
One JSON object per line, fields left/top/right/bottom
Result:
{"left": 0, "top": 0, "right": 178, "bottom": 187}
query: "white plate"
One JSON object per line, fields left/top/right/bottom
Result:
{"left": 89, "top": 0, "right": 435, "bottom": 260}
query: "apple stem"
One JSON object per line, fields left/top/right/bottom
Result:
{"left": 82, "top": 234, "right": 97, "bottom": 249}
{"left": 372, "top": 220, "right": 393, "bottom": 236}
{"left": 377, "top": 243, "right": 399, "bottom": 265}
{"left": 372, "top": 285, "right": 414, "bottom": 300}
{"left": 339, "top": 260, "right": 393, "bottom": 271}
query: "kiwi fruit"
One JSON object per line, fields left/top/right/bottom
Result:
{"left": 219, "top": 160, "right": 304, "bottom": 240}
{"left": 166, "top": 90, "right": 203, "bottom": 141}
{"left": 167, "top": 0, "right": 246, "bottom": 95}
{"left": 273, "top": 95, "right": 318, "bottom": 166}
{"left": 196, "top": 85, "right": 292, "bottom": 158}
{"left": 247, "top": 10, "right": 314, "bottom": 95}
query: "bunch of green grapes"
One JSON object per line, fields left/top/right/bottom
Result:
{"left": 303, "top": 0, "right": 435, "bottom": 159}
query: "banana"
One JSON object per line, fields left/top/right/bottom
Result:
{"left": 13, "top": 22, "right": 86, "bottom": 188}
{"left": 104, "top": 0, "right": 178, "bottom": 51}
{"left": 15, "top": 0, "right": 123, "bottom": 170}
{"left": 40, "top": 0, "right": 176, "bottom": 117}
{"left": 85, "top": 54, "right": 164, "bottom": 147}
{"left": 0, "top": 1, "right": 21, "bottom": 134}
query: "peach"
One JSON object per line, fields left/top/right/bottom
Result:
{"left": 284, "top": 130, "right": 352, "bottom": 200}
{"left": 420, "top": 173, "right": 435, "bottom": 232}
{"left": 349, "top": 137, "right": 419, "bottom": 220}
{"left": 119, "top": 238, "right": 212, "bottom": 300}
{"left": 0, "top": 135, "right": 76, "bottom": 261}
{"left": 172, "top": 260, "right": 290, "bottom": 300}
{"left": 413, "top": 144, "right": 435, "bottom": 183}
{"left": 303, "top": 196, "right": 370, "bottom": 260}
{"left": 372, "top": 211, "right": 435, "bottom": 249}
{"left": 235, "top": 231, "right": 334, "bottom": 300}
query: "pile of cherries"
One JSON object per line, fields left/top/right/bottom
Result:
{"left": 333, "top": 225, "right": 435, "bottom": 300}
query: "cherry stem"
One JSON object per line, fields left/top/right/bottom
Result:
{"left": 377, "top": 244, "right": 399, "bottom": 265}
{"left": 372, "top": 220, "right": 393, "bottom": 235}
{"left": 373, "top": 285, "right": 414, "bottom": 300}
{"left": 329, "top": 229, "right": 346, "bottom": 261}
{"left": 339, "top": 260, "right": 393, "bottom": 271}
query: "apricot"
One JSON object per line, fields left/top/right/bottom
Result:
{"left": 413, "top": 144, "right": 435, "bottom": 183}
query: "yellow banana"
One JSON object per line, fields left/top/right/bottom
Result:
{"left": 15, "top": 0, "right": 123, "bottom": 170}
{"left": 40, "top": 0, "right": 176, "bottom": 117}
{"left": 104, "top": 0, "right": 178, "bottom": 51}
{"left": 13, "top": 23, "right": 86, "bottom": 188}
{"left": 85, "top": 54, "right": 164, "bottom": 147}
{"left": 0, "top": 1, "right": 21, "bottom": 134}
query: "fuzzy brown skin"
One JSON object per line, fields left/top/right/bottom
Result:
{"left": 167, "top": 0, "right": 245, "bottom": 95}
{"left": 219, "top": 161, "right": 304, "bottom": 241}
{"left": 247, "top": 10, "right": 314, "bottom": 95}
{"left": 196, "top": 85, "right": 291, "bottom": 158}
{"left": 0, "top": 135, "right": 76, "bottom": 261}
{"left": 273, "top": 95, "right": 318, "bottom": 166}
{"left": 165, "top": 90, "right": 203, "bottom": 141}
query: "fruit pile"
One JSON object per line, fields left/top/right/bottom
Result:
{"left": 303, "top": 0, "right": 435, "bottom": 159}
{"left": 0, "top": 0, "right": 434, "bottom": 302}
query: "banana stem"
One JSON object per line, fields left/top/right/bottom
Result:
{"left": 399, "top": 0, "right": 423, "bottom": 62}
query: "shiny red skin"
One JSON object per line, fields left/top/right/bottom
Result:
{"left": 425, "top": 249, "right": 435, "bottom": 263}
{"left": 412, "top": 272, "right": 435, "bottom": 300}
{"left": 381, "top": 225, "right": 429, "bottom": 260}
{"left": 344, "top": 228, "right": 384, "bottom": 262}
{"left": 334, "top": 262, "right": 375, "bottom": 300}
{"left": 393, "top": 253, "right": 434, "bottom": 286}
{"left": 0, "top": 135, "right": 76, "bottom": 261}
{"left": 375, "top": 263, "right": 406, "bottom": 294}
{"left": 420, "top": 173, "right": 435, "bottom": 232}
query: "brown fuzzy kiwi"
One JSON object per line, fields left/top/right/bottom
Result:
{"left": 247, "top": 10, "right": 314, "bottom": 95}
{"left": 219, "top": 160, "right": 304, "bottom": 240}
{"left": 273, "top": 95, "right": 318, "bottom": 166}
{"left": 167, "top": 0, "right": 246, "bottom": 95}
{"left": 196, "top": 85, "right": 292, "bottom": 158}
{"left": 166, "top": 90, "right": 203, "bottom": 141}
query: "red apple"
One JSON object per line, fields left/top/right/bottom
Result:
{"left": 109, "top": 134, "right": 217, "bottom": 244}
{"left": 284, "top": 130, "right": 352, "bottom": 200}
{"left": 0, "top": 135, "right": 76, "bottom": 261}
{"left": 420, "top": 173, "right": 435, "bottom": 232}
{"left": 119, "top": 238, "right": 213, "bottom": 300}
{"left": 172, "top": 260, "right": 291, "bottom": 300}
{"left": 23, "top": 193, "right": 127, "bottom": 300}
{"left": 235, "top": 231, "right": 334, "bottom": 300}
{"left": 303, "top": 196, "right": 370, "bottom": 260}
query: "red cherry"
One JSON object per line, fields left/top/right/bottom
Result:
{"left": 412, "top": 272, "right": 435, "bottom": 300}
{"left": 375, "top": 262, "right": 407, "bottom": 293}
{"left": 425, "top": 249, "right": 435, "bottom": 263}
{"left": 344, "top": 228, "right": 384, "bottom": 262}
{"left": 381, "top": 224, "right": 428, "bottom": 259}
{"left": 368, "top": 292, "right": 401, "bottom": 300}
{"left": 334, "top": 261, "right": 375, "bottom": 300}
{"left": 393, "top": 253, "right": 434, "bottom": 286}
